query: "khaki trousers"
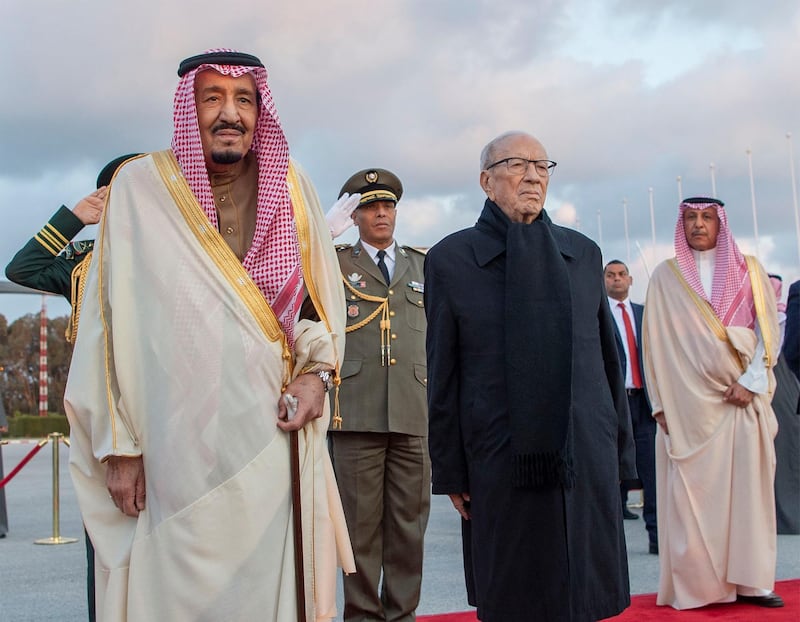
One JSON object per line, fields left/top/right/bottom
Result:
{"left": 331, "top": 431, "right": 431, "bottom": 621}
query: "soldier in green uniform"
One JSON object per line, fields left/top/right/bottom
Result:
{"left": 4, "top": 153, "right": 140, "bottom": 622}
{"left": 330, "top": 168, "right": 430, "bottom": 621}
{"left": 5, "top": 154, "right": 140, "bottom": 321}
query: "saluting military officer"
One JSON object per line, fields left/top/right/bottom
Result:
{"left": 331, "top": 168, "right": 430, "bottom": 621}
{"left": 5, "top": 153, "right": 141, "bottom": 311}
{"left": 4, "top": 153, "right": 140, "bottom": 622}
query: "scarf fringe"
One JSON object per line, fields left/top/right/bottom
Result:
{"left": 512, "top": 451, "right": 576, "bottom": 489}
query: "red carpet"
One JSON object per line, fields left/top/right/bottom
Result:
{"left": 418, "top": 579, "right": 800, "bottom": 621}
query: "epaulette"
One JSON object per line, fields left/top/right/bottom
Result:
{"left": 63, "top": 240, "right": 95, "bottom": 260}
{"left": 401, "top": 245, "right": 427, "bottom": 255}
{"left": 335, "top": 243, "right": 352, "bottom": 252}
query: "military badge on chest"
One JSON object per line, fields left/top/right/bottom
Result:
{"left": 347, "top": 303, "right": 360, "bottom": 318}
{"left": 347, "top": 272, "right": 366, "bottom": 289}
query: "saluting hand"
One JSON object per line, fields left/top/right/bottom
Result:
{"left": 325, "top": 192, "right": 361, "bottom": 238}
{"left": 72, "top": 186, "right": 108, "bottom": 225}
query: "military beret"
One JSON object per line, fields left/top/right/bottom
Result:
{"left": 339, "top": 168, "right": 403, "bottom": 207}
{"left": 96, "top": 153, "right": 143, "bottom": 189}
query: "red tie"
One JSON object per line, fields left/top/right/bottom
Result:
{"left": 618, "top": 302, "right": 643, "bottom": 389}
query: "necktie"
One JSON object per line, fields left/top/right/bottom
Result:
{"left": 377, "top": 249, "right": 390, "bottom": 285}
{"left": 618, "top": 302, "right": 643, "bottom": 388}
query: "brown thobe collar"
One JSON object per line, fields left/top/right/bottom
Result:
{"left": 209, "top": 152, "right": 258, "bottom": 262}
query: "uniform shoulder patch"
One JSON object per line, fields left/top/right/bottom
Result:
{"left": 335, "top": 243, "right": 352, "bottom": 252}
{"left": 402, "top": 245, "right": 427, "bottom": 255}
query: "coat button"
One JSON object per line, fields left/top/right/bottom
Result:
{"left": 226, "top": 226, "right": 234, "bottom": 234}
{"left": 389, "top": 358, "right": 397, "bottom": 365}
{"left": 391, "top": 334, "right": 397, "bottom": 340}
{"left": 389, "top": 311, "right": 396, "bottom": 317}
{"left": 388, "top": 289, "right": 394, "bottom": 295}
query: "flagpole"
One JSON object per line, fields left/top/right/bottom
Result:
{"left": 746, "top": 149, "right": 760, "bottom": 258}
{"left": 676, "top": 176, "right": 683, "bottom": 203}
{"left": 648, "top": 187, "right": 656, "bottom": 248}
{"left": 788, "top": 132, "right": 800, "bottom": 266}
{"left": 597, "top": 209, "right": 603, "bottom": 249}
{"left": 623, "top": 198, "right": 630, "bottom": 264}
{"left": 709, "top": 162, "right": 717, "bottom": 198}
{"left": 39, "top": 295, "right": 48, "bottom": 418}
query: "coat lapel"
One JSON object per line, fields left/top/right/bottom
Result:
{"left": 351, "top": 240, "right": 387, "bottom": 286}
{"left": 392, "top": 245, "right": 411, "bottom": 287}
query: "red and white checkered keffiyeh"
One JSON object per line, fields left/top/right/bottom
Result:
{"left": 171, "top": 48, "right": 303, "bottom": 345}
{"left": 674, "top": 200, "right": 755, "bottom": 328}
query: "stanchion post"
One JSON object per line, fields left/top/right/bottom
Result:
{"left": 34, "top": 433, "right": 78, "bottom": 545}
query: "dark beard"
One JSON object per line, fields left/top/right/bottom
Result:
{"left": 211, "top": 150, "right": 245, "bottom": 164}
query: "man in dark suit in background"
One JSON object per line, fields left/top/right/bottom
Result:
{"left": 785, "top": 280, "right": 800, "bottom": 383}
{"left": 605, "top": 259, "right": 658, "bottom": 554}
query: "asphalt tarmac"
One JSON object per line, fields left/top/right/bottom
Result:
{"left": 1, "top": 440, "right": 797, "bottom": 621}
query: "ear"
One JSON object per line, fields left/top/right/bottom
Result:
{"left": 479, "top": 170, "right": 493, "bottom": 199}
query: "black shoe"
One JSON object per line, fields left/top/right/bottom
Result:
{"left": 737, "top": 592, "right": 784, "bottom": 608}
{"left": 648, "top": 542, "right": 658, "bottom": 555}
{"left": 622, "top": 507, "right": 638, "bottom": 520}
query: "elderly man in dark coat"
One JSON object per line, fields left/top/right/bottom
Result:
{"left": 425, "top": 131, "right": 636, "bottom": 622}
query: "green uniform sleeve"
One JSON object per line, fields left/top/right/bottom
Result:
{"left": 5, "top": 206, "right": 90, "bottom": 300}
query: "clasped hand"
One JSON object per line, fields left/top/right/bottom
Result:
{"left": 277, "top": 373, "right": 326, "bottom": 432}
{"left": 722, "top": 381, "right": 754, "bottom": 408}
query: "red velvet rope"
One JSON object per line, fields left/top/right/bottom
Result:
{"left": 0, "top": 440, "right": 48, "bottom": 488}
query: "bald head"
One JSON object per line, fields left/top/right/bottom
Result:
{"left": 479, "top": 131, "right": 550, "bottom": 224}
{"left": 480, "top": 131, "right": 544, "bottom": 170}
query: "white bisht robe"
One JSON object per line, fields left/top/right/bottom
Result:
{"left": 64, "top": 151, "right": 355, "bottom": 622}
{"left": 643, "top": 257, "right": 779, "bottom": 610}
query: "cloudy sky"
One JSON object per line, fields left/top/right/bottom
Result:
{"left": 2, "top": 0, "right": 798, "bottom": 320}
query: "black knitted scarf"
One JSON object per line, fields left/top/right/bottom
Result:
{"left": 476, "top": 200, "right": 575, "bottom": 489}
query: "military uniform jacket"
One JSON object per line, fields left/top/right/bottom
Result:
{"left": 5, "top": 205, "right": 93, "bottom": 300}
{"left": 332, "top": 240, "right": 428, "bottom": 436}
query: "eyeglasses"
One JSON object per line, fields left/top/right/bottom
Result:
{"left": 485, "top": 157, "right": 557, "bottom": 177}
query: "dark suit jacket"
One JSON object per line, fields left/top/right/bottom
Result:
{"left": 784, "top": 280, "right": 800, "bottom": 383}
{"left": 611, "top": 301, "right": 651, "bottom": 411}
